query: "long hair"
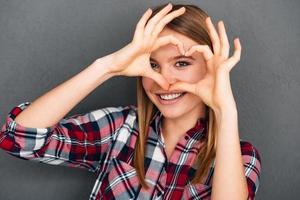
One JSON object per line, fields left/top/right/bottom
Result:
{"left": 134, "top": 3, "right": 218, "bottom": 189}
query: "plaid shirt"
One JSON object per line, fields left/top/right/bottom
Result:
{"left": 0, "top": 101, "right": 261, "bottom": 200}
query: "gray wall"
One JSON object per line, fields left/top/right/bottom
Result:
{"left": 0, "top": 0, "right": 299, "bottom": 199}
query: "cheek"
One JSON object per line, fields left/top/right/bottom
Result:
{"left": 142, "top": 77, "right": 155, "bottom": 92}
{"left": 180, "top": 65, "right": 206, "bottom": 83}
{"left": 185, "top": 57, "right": 207, "bottom": 82}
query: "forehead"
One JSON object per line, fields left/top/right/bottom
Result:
{"left": 151, "top": 28, "right": 197, "bottom": 58}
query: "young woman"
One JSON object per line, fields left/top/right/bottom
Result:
{"left": 0, "top": 3, "right": 261, "bottom": 200}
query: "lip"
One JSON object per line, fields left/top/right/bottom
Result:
{"left": 155, "top": 90, "right": 185, "bottom": 95}
{"left": 156, "top": 92, "right": 187, "bottom": 105}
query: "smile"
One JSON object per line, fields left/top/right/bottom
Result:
{"left": 156, "top": 92, "right": 187, "bottom": 105}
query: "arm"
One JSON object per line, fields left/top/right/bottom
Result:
{"left": 211, "top": 107, "right": 261, "bottom": 200}
{"left": 211, "top": 107, "right": 248, "bottom": 199}
{"left": 0, "top": 4, "right": 186, "bottom": 173}
{"left": 0, "top": 102, "right": 134, "bottom": 173}
{"left": 0, "top": 53, "right": 127, "bottom": 173}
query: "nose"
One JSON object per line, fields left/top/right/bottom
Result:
{"left": 160, "top": 65, "right": 178, "bottom": 85}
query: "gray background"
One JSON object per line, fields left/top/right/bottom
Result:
{"left": 0, "top": 0, "right": 299, "bottom": 199}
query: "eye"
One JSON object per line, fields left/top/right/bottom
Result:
{"left": 175, "top": 61, "right": 191, "bottom": 68}
{"left": 150, "top": 60, "right": 191, "bottom": 70}
{"left": 150, "top": 62, "right": 159, "bottom": 70}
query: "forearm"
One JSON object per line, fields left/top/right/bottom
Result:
{"left": 211, "top": 107, "right": 248, "bottom": 200}
{"left": 14, "top": 53, "right": 118, "bottom": 128}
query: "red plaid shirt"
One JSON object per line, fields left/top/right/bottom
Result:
{"left": 0, "top": 101, "right": 261, "bottom": 199}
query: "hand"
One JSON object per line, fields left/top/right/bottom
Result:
{"left": 168, "top": 17, "right": 242, "bottom": 112}
{"left": 110, "top": 3, "right": 186, "bottom": 90}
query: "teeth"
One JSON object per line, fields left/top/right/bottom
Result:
{"left": 159, "top": 93, "right": 183, "bottom": 100}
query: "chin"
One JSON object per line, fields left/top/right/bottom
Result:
{"left": 157, "top": 107, "right": 185, "bottom": 119}
{"left": 153, "top": 99, "right": 192, "bottom": 120}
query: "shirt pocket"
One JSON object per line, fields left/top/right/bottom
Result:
{"left": 182, "top": 182, "right": 212, "bottom": 200}
{"left": 99, "top": 157, "right": 140, "bottom": 200}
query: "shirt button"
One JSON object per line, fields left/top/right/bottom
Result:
{"left": 184, "top": 136, "right": 189, "bottom": 140}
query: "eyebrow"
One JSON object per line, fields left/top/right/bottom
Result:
{"left": 150, "top": 55, "right": 195, "bottom": 62}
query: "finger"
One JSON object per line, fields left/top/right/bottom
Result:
{"left": 205, "top": 17, "right": 221, "bottom": 55}
{"left": 151, "top": 35, "right": 185, "bottom": 55}
{"left": 168, "top": 81, "right": 197, "bottom": 95}
{"left": 218, "top": 21, "right": 230, "bottom": 58}
{"left": 223, "top": 38, "right": 241, "bottom": 71}
{"left": 144, "top": 3, "right": 173, "bottom": 36}
{"left": 145, "top": 69, "right": 170, "bottom": 90}
{"left": 185, "top": 45, "right": 213, "bottom": 61}
{"left": 134, "top": 8, "right": 153, "bottom": 39}
{"left": 151, "top": 7, "right": 186, "bottom": 39}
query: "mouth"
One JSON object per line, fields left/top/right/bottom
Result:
{"left": 155, "top": 92, "right": 187, "bottom": 105}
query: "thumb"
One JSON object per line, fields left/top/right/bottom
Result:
{"left": 168, "top": 81, "right": 197, "bottom": 95}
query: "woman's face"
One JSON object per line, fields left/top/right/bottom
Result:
{"left": 142, "top": 28, "right": 208, "bottom": 119}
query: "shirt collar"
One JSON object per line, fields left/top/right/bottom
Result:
{"left": 149, "top": 108, "right": 208, "bottom": 142}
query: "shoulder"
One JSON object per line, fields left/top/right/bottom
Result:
{"left": 240, "top": 140, "right": 262, "bottom": 163}
{"left": 88, "top": 104, "right": 137, "bottom": 120}
{"left": 91, "top": 104, "right": 137, "bottom": 113}
{"left": 239, "top": 139, "right": 262, "bottom": 183}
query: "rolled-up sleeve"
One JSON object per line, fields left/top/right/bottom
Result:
{"left": 240, "top": 140, "right": 262, "bottom": 200}
{"left": 0, "top": 101, "right": 135, "bottom": 173}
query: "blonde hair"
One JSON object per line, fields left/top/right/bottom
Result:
{"left": 134, "top": 3, "right": 218, "bottom": 189}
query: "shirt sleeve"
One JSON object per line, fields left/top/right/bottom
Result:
{"left": 0, "top": 101, "right": 135, "bottom": 173}
{"left": 240, "top": 140, "right": 262, "bottom": 200}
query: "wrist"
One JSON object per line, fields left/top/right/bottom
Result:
{"left": 212, "top": 99, "right": 237, "bottom": 115}
{"left": 94, "top": 53, "right": 121, "bottom": 78}
{"left": 213, "top": 105, "right": 237, "bottom": 124}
